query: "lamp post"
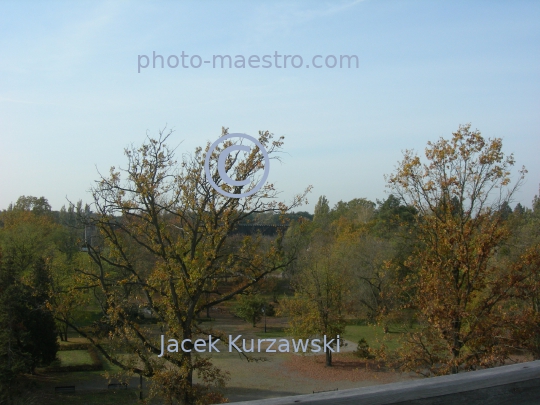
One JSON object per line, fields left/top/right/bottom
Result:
{"left": 139, "top": 373, "right": 143, "bottom": 400}
{"left": 262, "top": 305, "right": 267, "bottom": 333}
{"left": 133, "top": 368, "right": 143, "bottom": 400}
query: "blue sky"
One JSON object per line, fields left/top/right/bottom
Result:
{"left": 1, "top": 0, "right": 539, "bottom": 212}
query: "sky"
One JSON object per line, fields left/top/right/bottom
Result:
{"left": 1, "top": 0, "right": 539, "bottom": 213}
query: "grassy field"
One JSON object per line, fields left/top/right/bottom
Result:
{"left": 252, "top": 321, "right": 406, "bottom": 352}
{"left": 57, "top": 350, "right": 94, "bottom": 367}
{"left": 343, "top": 324, "right": 404, "bottom": 351}
{"left": 76, "top": 309, "right": 103, "bottom": 323}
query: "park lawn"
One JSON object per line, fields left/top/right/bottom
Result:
{"left": 58, "top": 350, "right": 94, "bottom": 367}
{"left": 41, "top": 389, "right": 144, "bottom": 405}
{"left": 59, "top": 337, "right": 90, "bottom": 347}
{"left": 254, "top": 323, "right": 406, "bottom": 351}
{"left": 343, "top": 324, "right": 404, "bottom": 352}
{"left": 74, "top": 307, "right": 104, "bottom": 326}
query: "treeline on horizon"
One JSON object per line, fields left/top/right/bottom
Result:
{"left": 3, "top": 194, "right": 536, "bottom": 226}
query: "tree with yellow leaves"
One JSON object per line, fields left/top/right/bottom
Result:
{"left": 281, "top": 205, "right": 353, "bottom": 367}
{"left": 386, "top": 124, "right": 533, "bottom": 375}
{"left": 69, "top": 127, "right": 310, "bottom": 404}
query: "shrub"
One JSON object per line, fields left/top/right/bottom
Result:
{"left": 353, "top": 338, "right": 374, "bottom": 359}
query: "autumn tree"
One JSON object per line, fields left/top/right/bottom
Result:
{"left": 42, "top": 201, "right": 94, "bottom": 342}
{"left": 0, "top": 254, "right": 59, "bottom": 402}
{"left": 321, "top": 199, "right": 390, "bottom": 323}
{"left": 69, "top": 128, "right": 309, "bottom": 405}
{"left": 11, "top": 195, "right": 52, "bottom": 216}
{"left": 332, "top": 197, "right": 376, "bottom": 223}
{"left": 343, "top": 233, "right": 395, "bottom": 322}
{"left": 234, "top": 294, "right": 266, "bottom": 327}
{"left": 365, "top": 195, "right": 419, "bottom": 328}
{"left": 284, "top": 194, "right": 409, "bottom": 353}
{"left": 499, "top": 194, "right": 540, "bottom": 359}
{"left": 0, "top": 198, "right": 61, "bottom": 372}
{"left": 0, "top": 197, "right": 89, "bottom": 344}
{"left": 48, "top": 250, "right": 90, "bottom": 342}
{"left": 307, "top": 196, "right": 410, "bottom": 323}
{"left": 507, "top": 243, "right": 540, "bottom": 359}
{"left": 281, "top": 222, "right": 350, "bottom": 366}
{"left": 385, "top": 124, "right": 532, "bottom": 375}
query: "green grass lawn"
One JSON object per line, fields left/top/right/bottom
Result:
{"left": 96, "top": 351, "right": 123, "bottom": 372}
{"left": 343, "top": 324, "right": 404, "bottom": 351}
{"left": 253, "top": 323, "right": 406, "bottom": 351}
{"left": 74, "top": 308, "right": 104, "bottom": 326}
{"left": 57, "top": 350, "right": 94, "bottom": 366}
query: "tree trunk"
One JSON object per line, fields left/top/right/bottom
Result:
{"left": 451, "top": 317, "right": 462, "bottom": 374}
{"left": 184, "top": 363, "right": 193, "bottom": 405}
{"left": 181, "top": 334, "right": 194, "bottom": 405}
{"left": 58, "top": 327, "right": 67, "bottom": 342}
{"left": 325, "top": 349, "right": 332, "bottom": 367}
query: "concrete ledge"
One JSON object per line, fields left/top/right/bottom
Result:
{"left": 227, "top": 361, "right": 540, "bottom": 405}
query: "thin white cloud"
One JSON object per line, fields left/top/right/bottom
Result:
{"left": 250, "top": 0, "right": 368, "bottom": 37}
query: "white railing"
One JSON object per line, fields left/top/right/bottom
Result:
{"left": 227, "top": 360, "right": 540, "bottom": 405}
